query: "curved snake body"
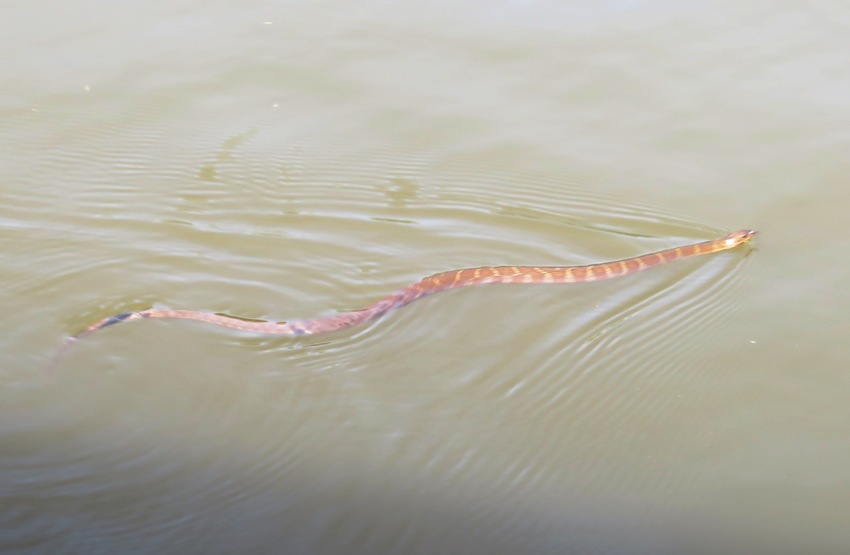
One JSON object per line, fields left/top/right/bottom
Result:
{"left": 61, "top": 230, "right": 755, "bottom": 354}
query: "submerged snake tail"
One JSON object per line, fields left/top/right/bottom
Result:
{"left": 55, "top": 229, "right": 756, "bottom": 368}
{"left": 50, "top": 311, "right": 147, "bottom": 372}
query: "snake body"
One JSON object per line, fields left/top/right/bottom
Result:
{"left": 62, "top": 230, "right": 755, "bottom": 352}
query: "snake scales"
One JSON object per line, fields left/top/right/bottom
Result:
{"left": 59, "top": 230, "right": 755, "bottom": 357}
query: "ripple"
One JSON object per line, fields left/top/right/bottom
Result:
{"left": 7, "top": 117, "right": 758, "bottom": 552}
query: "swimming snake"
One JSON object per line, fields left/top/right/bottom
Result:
{"left": 57, "top": 229, "right": 756, "bottom": 362}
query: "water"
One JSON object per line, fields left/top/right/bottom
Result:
{"left": 2, "top": 2, "right": 849, "bottom": 553}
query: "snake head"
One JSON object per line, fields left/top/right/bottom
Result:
{"left": 723, "top": 229, "right": 758, "bottom": 248}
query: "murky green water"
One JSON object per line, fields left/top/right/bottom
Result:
{"left": 3, "top": 2, "right": 849, "bottom": 553}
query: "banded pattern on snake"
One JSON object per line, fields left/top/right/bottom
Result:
{"left": 60, "top": 230, "right": 755, "bottom": 356}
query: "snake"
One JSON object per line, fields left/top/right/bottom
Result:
{"left": 58, "top": 229, "right": 755, "bottom": 359}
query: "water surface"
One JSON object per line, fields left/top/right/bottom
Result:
{"left": 2, "top": 2, "right": 849, "bottom": 554}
